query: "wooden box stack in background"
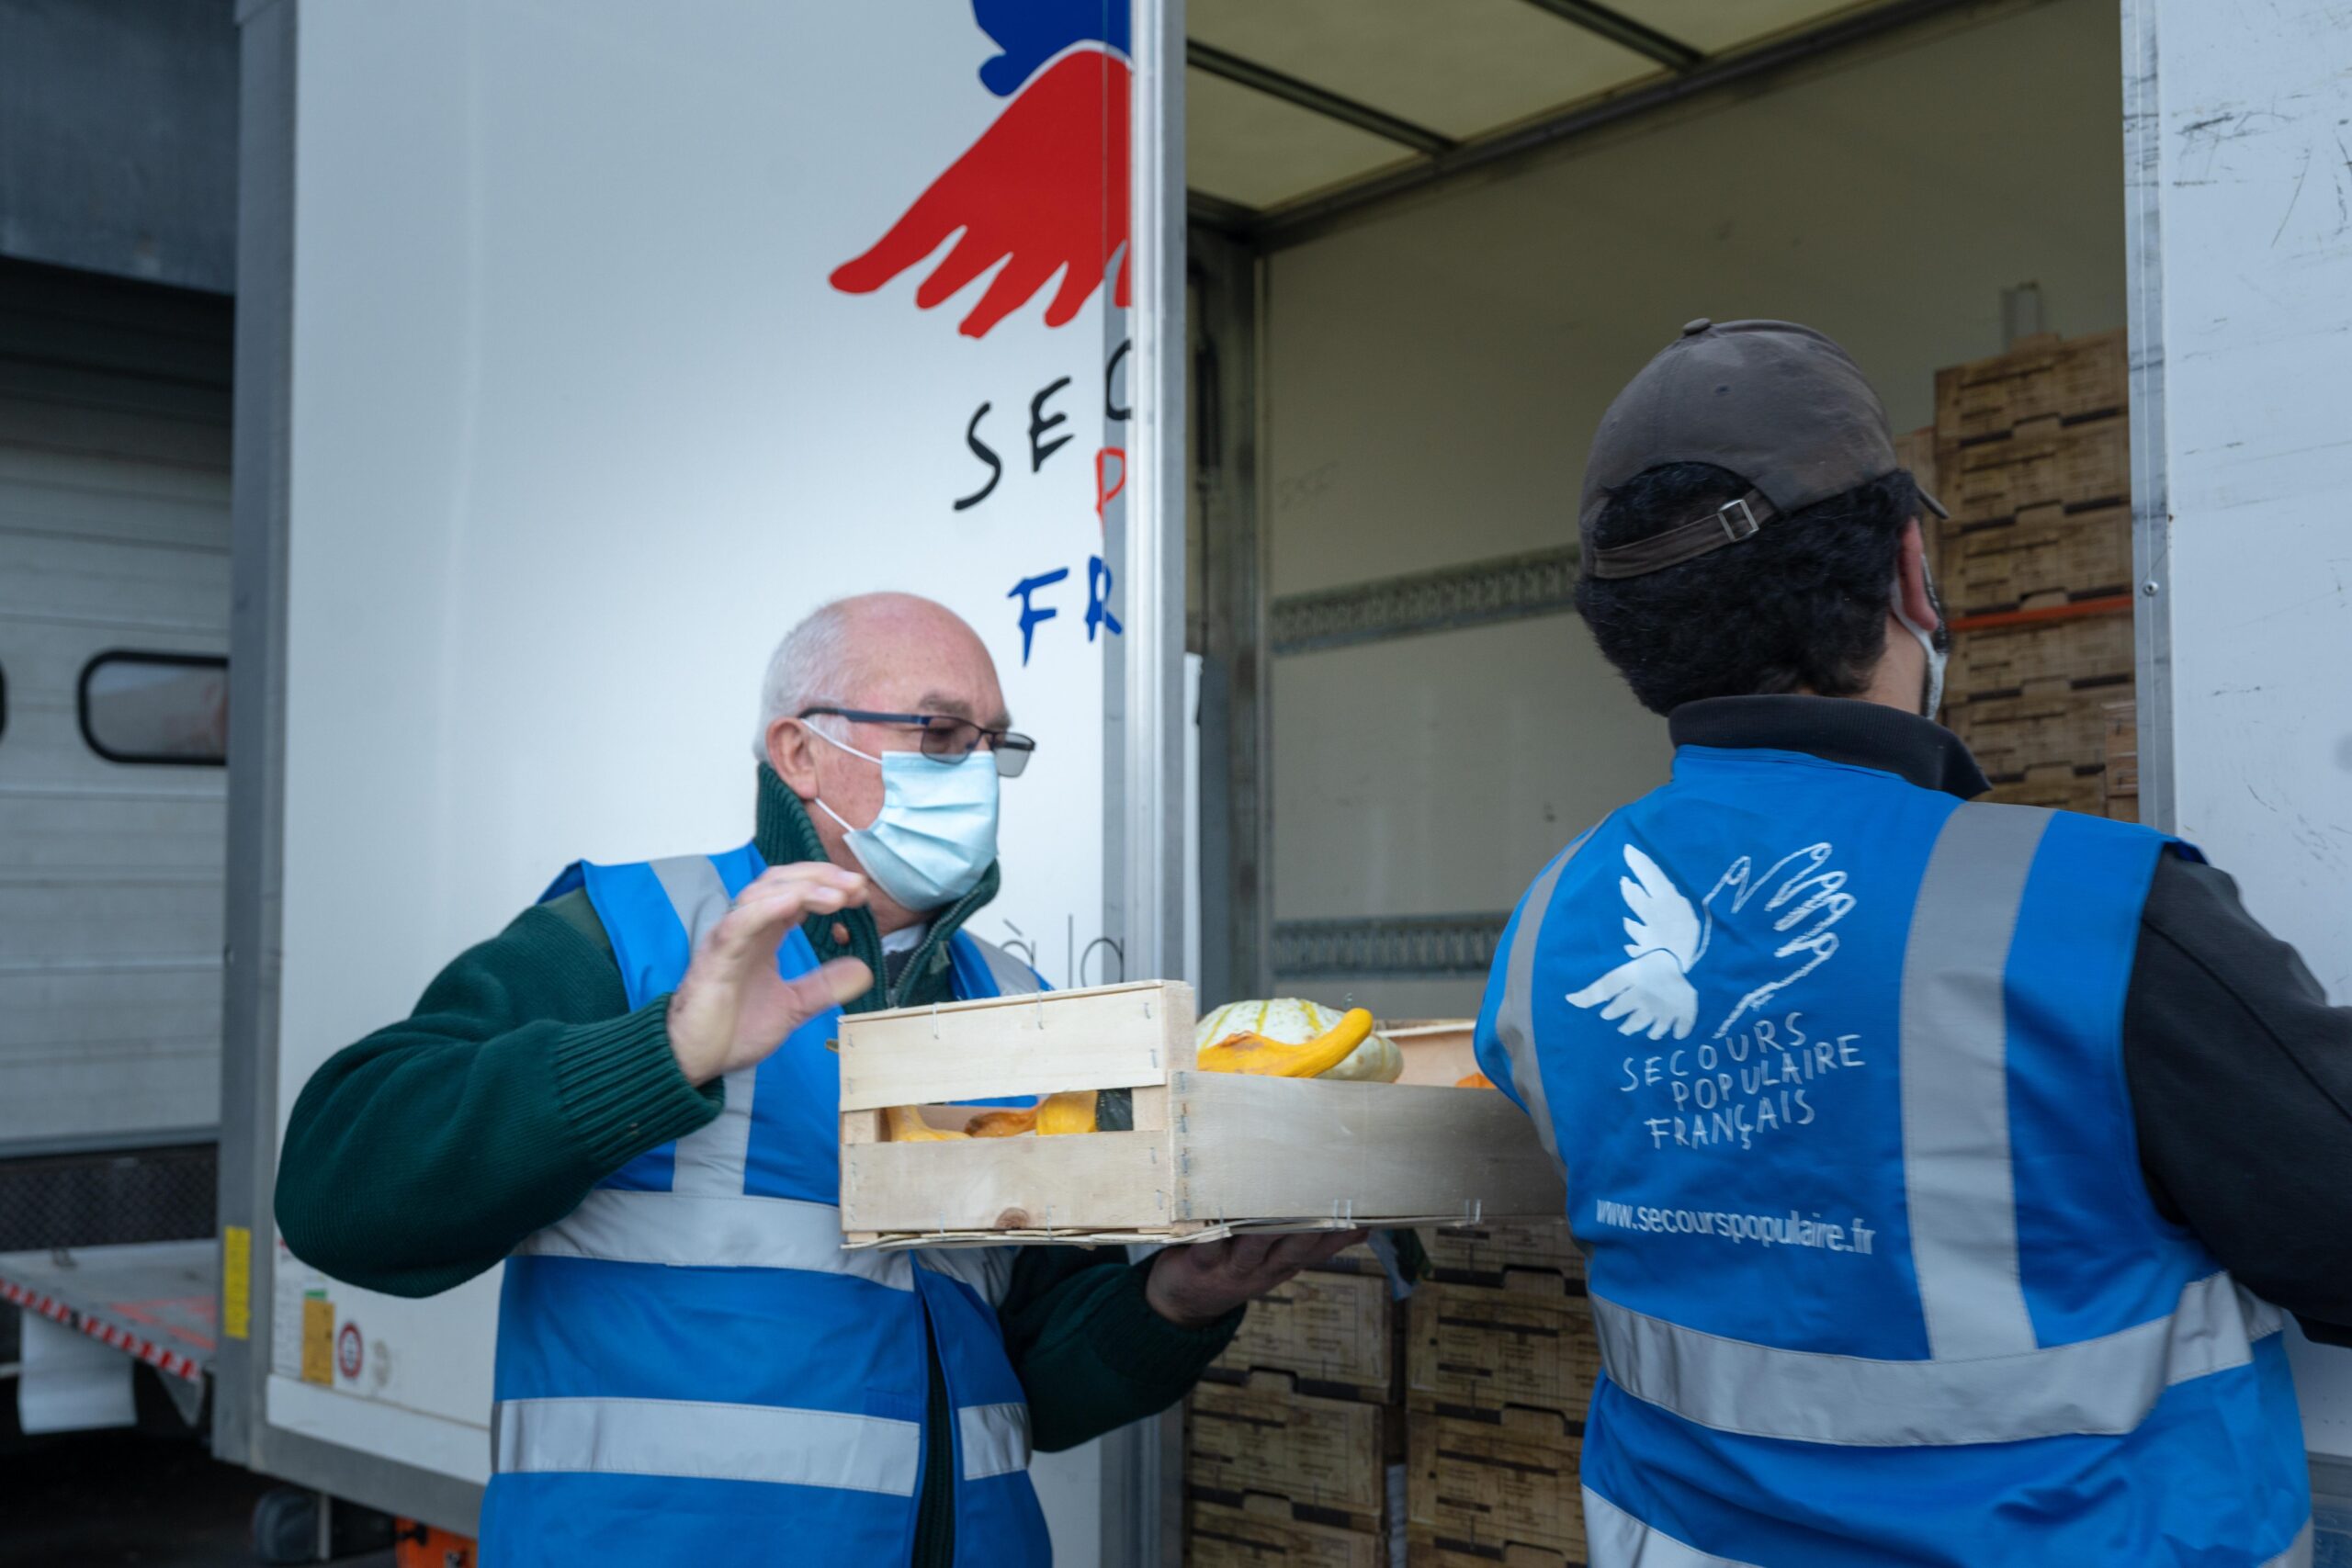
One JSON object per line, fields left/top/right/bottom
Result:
{"left": 1405, "top": 1222, "right": 1592, "bottom": 1568}
{"left": 1188, "top": 1243, "right": 1405, "bottom": 1566}
{"left": 1921, "top": 330, "right": 2139, "bottom": 817}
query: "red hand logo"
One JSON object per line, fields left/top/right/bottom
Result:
{"left": 831, "top": 49, "right": 1132, "bottom": 339}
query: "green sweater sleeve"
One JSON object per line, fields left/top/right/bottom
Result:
{"left": 274, "top": 899, "right": 720, "bottom": 1299}
{"left": 998, "top": 1248, "right": 1242, "bottom": 1453}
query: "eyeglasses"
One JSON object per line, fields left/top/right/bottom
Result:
{"left": 798, "top": 707, "right": 1036, "bottom": 778}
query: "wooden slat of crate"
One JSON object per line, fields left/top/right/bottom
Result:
{"left": 1408, "top": 1409, "right": 1585, "bottom": 1561}
{"left": 1405, "top": 1529, "right": 1581, "bottom": 1568}
{"left": 1984, "top": 764, "right": 2107, "bottom": 815}
{"left": 1407, "top": 1280, "right": 1601, "bottom": 1424}
{"left": 1934, "top": 330, "right": 2127, "bottom": 446}
{"left": 1894, "top": 423, "right": 1939, "bottom": 502}
{"left": 1190, "top": 1377, "right": 1389, "bottom": 1524}
{"left": 1942, "top": 415, "right": 2130, "bottom": 526}
{"left": 1946, "top": 683, "right": 2122, "bottom": 778}
{"left": 1940, "top": 502, "right": 2131, "bottom": 615}
{"left": 1944, "top": 611, "right": 2133, "bottom": 702}
{"left": 1212, "top": 1268, "right": 1395, "bottom": 1399}
{"left": 1170, "top": 1070, "right": 1566, "bottom": 1229}
{"left": 2103, "top": 697, "right": 2139, "bottom": 820}
{"left": 1421, "top": 1221, "right": 1578, "bottom": 1281}
{"left": 839, "top": 980, "right": 1185, "bottom": 1110}
{"left": 1188, "top": 1497, "right": 1385, "bottom": 1568}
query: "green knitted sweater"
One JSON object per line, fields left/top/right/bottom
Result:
{"left": 275, "top": 768, "right": 1235, "bottom": 1562}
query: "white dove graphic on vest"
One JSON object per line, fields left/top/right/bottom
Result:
{"left": 1567, "top": 842, "right": 1856, "bottom": 1042}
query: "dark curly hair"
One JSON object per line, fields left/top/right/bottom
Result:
{"left": 1574, "top": 463, "right": 1927, "bottom": 716}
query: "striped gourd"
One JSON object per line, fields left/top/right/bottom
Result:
{"left": 1193, "top": 998, "right": 1404, "bottom": 1082}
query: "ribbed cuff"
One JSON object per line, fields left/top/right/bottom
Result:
{"left": 1097, "top": 1260, "right": 1244, "bottom": 1387}
{"left": 546, "top": 997, "right": 722, "bottom": 1174}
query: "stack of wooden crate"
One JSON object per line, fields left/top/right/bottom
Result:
{"left": 1404, "top": 1221, "right": 1596, "bottom": 1568}
{"left": 1187, "top": 1246, "right": 1405, "bottom": 1568}
{"left": 1922, "top": 330, "right": 2138, "bottom": 815}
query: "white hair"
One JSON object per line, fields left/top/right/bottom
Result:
{"left": 752, "top": 600, "right": 862, "bottom": 760}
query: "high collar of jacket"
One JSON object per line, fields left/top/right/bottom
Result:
{"left": 1667, "top": 695, "right": 1991, "bottom": 800}
{"left": 753, "top": 764, "right": 1002, "bottom": 1010}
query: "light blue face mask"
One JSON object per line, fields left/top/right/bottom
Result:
{"left": 809, "top": 728, "right": 1001, "bottom": 911}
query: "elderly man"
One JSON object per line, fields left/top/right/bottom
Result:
{"left": 277, "top": 592, "right": 1351, "bottom": 1567}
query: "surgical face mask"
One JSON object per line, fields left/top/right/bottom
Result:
{"left": 808, "top": 727, "right": 1001, "bottom": 911}
{"left": 1893, "top": 559, "right": 1951, "bottom": 718}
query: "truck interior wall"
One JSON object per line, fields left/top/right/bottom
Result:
{"left": 1257, "top": 0, "right": 2125, "bottom": 1021}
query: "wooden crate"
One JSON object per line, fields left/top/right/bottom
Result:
{"left": 1939, "top": 502, "right": 2131, "bottom": 615}
{"left": 1946, "top": 682, "right": 2126, "bottom": 779}
{"left": 1407, "top": 1408, "right": 1584, "bottom": 1561}
{"left": 1943, "top": 610, "right": 2133, "bottom": 702}
{"left": 1934, "top": 330, "right": 2127, "bottom": 446}
{"left": 1407, "top": 1277, "right": 1601, "bottom": 1425}
{"left": 1983, "top": 764, "right": 2108, "bottom": 815}
{"left": 1894, "top": 423, "right": 1940, "bottom": 508}
{"left": 1405, "top": 1530, "right": 1580, "bottom": 1568}
{"left": 2104, "top": 697, "right": 2139, "bottom": 821}
{"left": 1386, "top": 1020, "right": 1479, "bottom": 1087}
{"left": 837, "top": 982, "right": 1563, "bottom": 1247}
{"left": 1210, "top": 1267, "right": 1396, "bottom": 1401}
{"left": 1420, "top": 1221, "right": 1578, "bottom": 1282}
{"left": 1188, "top": 1496, "right": 1385, "bottom": 1568}
{"left": 1189, "top": 1375, "right": 1392, "bottom": 1526}
{"left": 1940, "top": 414, "right": 2130, "bottom": 526}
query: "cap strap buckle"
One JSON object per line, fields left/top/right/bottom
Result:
{"left": 1717, "top": 496, "right": 1761, "bottom": 542}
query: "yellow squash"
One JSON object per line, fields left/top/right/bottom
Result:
{"left": 1193, "top": 998, "right": 1403, "bottom": 1082}
{"left": 1198, "top": 1007, "right": 1377, "bottom": 1078}
{"left": 886, "top": 1104, "right": 968, "bottom": 1143}
{"left": 946, "top": 1090, "right": 1102, "bottom": 1139}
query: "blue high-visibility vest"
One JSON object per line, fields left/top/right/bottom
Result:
{"left": 479, "top": 844, "right": 1053, "bottom": 1568}
{"left": 1476, "top": 744, "right": 2311, "bottom": 1568}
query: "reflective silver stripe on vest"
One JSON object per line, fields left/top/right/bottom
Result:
{"left": 1899, "top": 802, "right": 2050, "bottom": 1359}
{"left": 966, "top": 936, "right": 1043, "bottom": 996}
{"left": 1583, "top": 1486, "right": 2309, "bottom": 1568}
{"left": 651, "top": 855, "right": 758, "bottom": 1196}
{"left": 492, "top": 1395, "right": 921, "bottom": 1495}
{"left": 918, "top": 1246, "right": 1017, "bottom": 1309}
{"left": 1495, "top": 832, "right": 1592, "bottom": 1176}
{"left": 2265, "top": 1521, "right": 2315, "bottom": 1568}
{"left": 957, "top": 1402, "right": 1032, "bottom": 1481}
{"left": 515, "top": 1189, "right": 912, "bottom": 1289}
{"left": 1591, "top": 1270, "right": 2283, "bottom": 1448}
{"left": 1581, "top": 1486, "right": 1762, "bottom": 1568}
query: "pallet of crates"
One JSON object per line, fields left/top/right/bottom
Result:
{"left": 1405, "top": 1218, "right": 1593, "bottom": 1568}
{"left": 1930, "top": 331, "right": 2137, "bottom": 815}
{"left": 1183, "top": 1026, "right": 1438, "bottom": 1566}
{"left": 2103, "top": 698, "right": 2139, "bottom": 823}
{"left": 1187, "top": 1359, "right": 1401, "bottom": 1568}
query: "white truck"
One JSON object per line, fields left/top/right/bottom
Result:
{"left": 6, "top": 0, "right": 2349, "bottom": 1561}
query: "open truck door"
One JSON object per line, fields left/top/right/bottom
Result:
{"left": 209, "top": 1, "right": 1184, "bottom": 1556}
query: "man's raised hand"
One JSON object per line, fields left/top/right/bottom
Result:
{"left": 665, "top": 864, "right": 873, "bottom": 1086}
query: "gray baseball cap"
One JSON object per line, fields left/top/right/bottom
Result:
{"left": 1578, "top": 317, "right": 1945, "bottom": 581}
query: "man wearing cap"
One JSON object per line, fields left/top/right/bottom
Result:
{"left": 1474, "top": 319, "right": 2349, "bottom": 1565}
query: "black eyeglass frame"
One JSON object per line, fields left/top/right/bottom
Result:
{"left": 797, "top": 706, "right": 1035, "bottom": 777}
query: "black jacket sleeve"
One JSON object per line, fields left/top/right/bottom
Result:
{"left": 2124, "top": 853, "right": 2352, "bottom": 1345}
